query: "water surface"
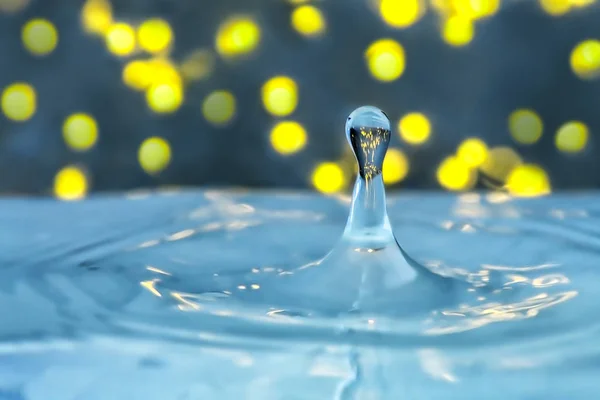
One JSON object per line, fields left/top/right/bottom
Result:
{"left": 1, "top": 189, "right": 598, "bottom": 399}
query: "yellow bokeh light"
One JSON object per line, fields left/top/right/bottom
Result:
{"left": 122, "top": 59, "right": 152, "bottom": 90}
{"left": 398, "top": 112, "right": 431, "bottom": 145}
{"left": 137, "top": 18, "right": 173, "bottom": 54}
{"left": 570, "top": 39, "right": 600, "bottom": 79}
{"left": 180, "top": 49, "right": 215, "bottom": 82}
{"left": 62, "top": 113, "right": 98, "bottom": 151}
{"left": 146, "top": 82, "right": 184, "bottom": 114}
{"left": 202, "top": 90, "right": 236, "bottom": 125}
{"left": 261, "top": 76, "right": 298, "bottom": 117}
{"left": 365, "top": 39, "right": 406, "bottom": 82}
{"left": 457, "top": 138, "right": 488, "bottom": 167}
{"left": 1, "top": 82, "right": 36, "bottom": 122}
{"left": 270, "top": 121, "right": 307, "bottom": 155}
{"left": 81, "top": 0, "right": 112, "bottom": 35}
{"left": 0, "top": 0, "right": 30, "bottom": 14}
{"left": 22, "top": 18, "right": 58, "bottom": 56}
{"left": 555, "top": 121, "right": 589, "bottom": 153}
{"left": 138, "top": 136, "right": 171, "bottom": 174}
{"left": 442, "top": 15, "right": 474, "bottom": 47}
{"left": 508, "top": 109, "right": 544, "bottom": 145}
{"left": 215, "top": 17, "right": 261, "bottom": 57}
{"left": 312, "top": 162, "right": 345, "bottom": 193}
{"left": 382, "top": 148, "right": 409, "bottom": 184}
{"left": 436, "top": 156, "right": 476, "bottom": 191}
{"left": 53, "top": 166, "right": 88, "bottom": 200}
{"left": 479, "top": 146, "right": 522, "bottom": 185}
{"left": 105, "top": 22, "right": 136, "bottom": 56}
{"left": 291, "top": 5, "right": 326, "bottom": 37}
{"left": 538, "top": 0, "right": 571, "bottom": 15}
{"left": 570, "top": 0, "right": 596, "bottom": 7}
{"left": 451, "top": 0, "right": 500, "bottom": 19}
{"left": 379, "top": 0, "right": 423, "bottom": 28}
{"left": 506, "top": 164, "right": 551, "bottom": 197}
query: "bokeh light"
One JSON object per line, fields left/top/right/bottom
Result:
{"left": 137, "top": 18, "right": 173, "bottom": 55}
{"left": 538, "top": 0, "right": 571, "bottom": 16}
{"left": 312, "top": 162, "right": 345, "bottom": 193}
{"left": 365, "top": 39, "right": 406, "bottom": 82}
{"left": 436, "top": 156, "right": 476, "bottom": 191}
{"left": 270, "top": 121, "right": 307, "bottom": 155}
{"left": 291, "top": 5, "right": 326, "bottom": 37}
{"left": 451, "top": 0, "right": 500, "bottom": 20}
{"left": 105, "top": 22, "right": 136, "bottom": 57}
{"left": 1, "top": 82, "right": 36, "bottom": 122}
{"left": 379, "top": 0, "right": 423, "bottom": 29}
{"left": 53, "top": 166, "right": 88, "bottom": 200}
{"left": 457, "top": 138, "right": 488, "bottom": 167}
{"left": 441, "top": 15, "right": 474, "bottom": 47}
{"left": 0, "top": 0, "right": 30, "bottom": 14}
{"left": 179, "top": 49, "right": 215, "bottom": 82}
{"left": 202, "top": 90, "right": 236, "bottom": 125}
{"left": 215, "top": 17, "right": 261, "bottom": 57}
{"left": 21, "top": 18, "right": 58, "bottom": 56}
{"left": 570, "top": 39, "right": 600, "bottom": 79}
{"left": 146, "top": 81, "right": 184, "bottom": 114}
{"left": 398, "top": 112, "right": 431, "bottom": 145}
{"left": 81, "top": 0, "right": 112, "bottom": 35}
{"left": 506, "top": 164, "right": 551, "bottom": 197}
{"left": 382, "top": 148, "right": 409, "bottom": 184}
{"left": 122, "top": 59, "right": 152, "bottom": 90}
{"left": 261, "top": 76, "right": 298, "bottom": 117}
{"left": 555, "top": 121, "right": 589, "bottom": 153}
{"left": 62, "top": 113, "right": 98, "bottom": 151}
{"left": 138, "top": 137, "right": 171, "bottom": 174}
{"left": 480, "top": 146, "right": 522, "bottom": 185}
{"left": 508, "top": 109, "right": 544, "bottom": 145}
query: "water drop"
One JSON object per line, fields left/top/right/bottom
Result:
{"left": 281, "top": 106, "right": 449, "bottom": 314}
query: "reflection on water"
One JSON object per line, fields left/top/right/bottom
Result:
{"left": 1, "top": 189, "right": 599, "bottom": 398}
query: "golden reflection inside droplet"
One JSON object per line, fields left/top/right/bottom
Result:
{"left": 486, "top": 192, "right": 512, "bottom": 204}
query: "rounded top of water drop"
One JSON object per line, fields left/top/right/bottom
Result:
{"left": 345, "top": 106, "right": 391, "bottom": 180}
{"left": 345, "top": 106, "right": 391, "bottom": 134}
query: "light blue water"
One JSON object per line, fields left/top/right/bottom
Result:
{"left": 2, "top": 106, "right": 599, "bottom": 399}
{"left": 0, "top": 189, "right": 598, "bottom": 399}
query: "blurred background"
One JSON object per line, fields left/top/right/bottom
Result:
{"left": 0, "top": 0, "right": 599, "bottom": 200}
